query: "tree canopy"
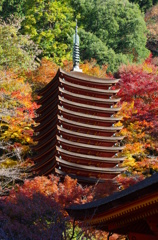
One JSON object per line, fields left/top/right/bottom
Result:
{"left": 0, "top": 0, "right": 25, "bottom": 19}
{"left": 129, "top": 0, "right": 158, "bottom": 12}
{"left": 0, "top": 19, "right": 40, "bottom": 71}
{"left": 0, "top": 1, "right": 158, "bottom": 239}
{"left": 70, "top": 0, "right": 149, "bottom": 71}
{"left": 21, "top": 0, "right": 75, "bottom": 64}
{"left": 0, "top": 0, "right": 152, "bottom": 72}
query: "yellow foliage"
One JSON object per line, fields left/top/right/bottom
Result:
{"left": 0, "top": 158, "right": 18, "bottom": 168}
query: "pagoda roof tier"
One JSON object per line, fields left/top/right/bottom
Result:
{"left": 59, "top": 87, "right": 121, "bottom": 103}
{"left": 36, "top": 91, "right": 58, "bottom": 114}
{"left": 33, "top": 114, "right": 58, "bottom": 132}
{"left": 56, "top": 157, "right": 125, "bottom": 174}
{"left": 33, "top": 137, "right": 56, "bottom": 161}
{"left": 58, "top": 96, "right": 121, "bottom": 113}
{"left": 31, "top": 153, "right": 56, "bottom": 171}
{"left": 37, "top": 69, "right": 60, "bottom": 96}
{"left": 59, "top": 78, "right": 119, "bottom": 94}
{"left": 58, "top": 106, "right": 122, "bottom": 122}
{"left": 33, "top": 149, "right": 56, "bottom": 164}
{"left": 31, "top": 128, "right": 57, "bottom": 151}
{"left": 56, "top": 166, "right": 120, "bottom": 180}
{"left": 33, "top": 121, "right": 57, "bottom": 141}
{"left": 57, "top": 136, "right": 124, "bottom": 152}
{"left": 37, "top": 160, "right": 57, "bottom": 175}
{"left": 60, "top": 69, "right": 120, "bottom": 85}
{"left": 36, "top": 80, "right": 59, "bottom": 103}
{"left": 55, "top": 168, "right": 106, "bottom": 184}
{"left": 58, "top": 116, "right": 123, "bottom": 131}
{"left": 56, "top": 157, "right": 121, "bottom": 169}
{"left": 34, "top": 100, "right": 58, "bottom": 123}
{"left": 57, "top": 126, "right": 124, "bottom": 141}
{"left": 56, "top": 147, "right": 125, "bottom": 163}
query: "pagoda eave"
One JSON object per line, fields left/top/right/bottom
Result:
{"left": 56, "top": 157, "right": 125, "bottom": 173}
{"left": 57, "top": 136, "right": 124, "bottom": 152}
{"left": 58, "top": 116, "right": 123, "bottom": 132}
{"left": 59, "top": 78, "right": 119, "bottom": 94}
{"left": 58, "top": 106, "right": 122, "bottom": 122}
{"left": 60, "top": 69, "right": 120, "bottom": 84}
{"left": 57, "top": 126, "right": 124, "bottom": 141}
{"left": 59, "top": 88, "right": 121, "bottom": 103}
{"left": 31, "top": 156, "right": 56, "bottom": 171}
{"left": 37, "top": 68, "right": 60, "bottom": 96}
{"left": 33, "top": 115, "right": 58, "bottom": 132}
{"left": 55, "top": 168, "right": 107, "bottom": 184}
{"left": 59, "top": 96, "right": 121, "bottom": 112}
{"left": 56, "top": 147, "right": 125, "bottom": 163}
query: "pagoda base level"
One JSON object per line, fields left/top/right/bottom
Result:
{"left": 55, "top": 168, "right": 118, "bottom": 185}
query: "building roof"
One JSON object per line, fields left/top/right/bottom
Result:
{"left": 66, "top": 173, "right": 158, "bottom": 236}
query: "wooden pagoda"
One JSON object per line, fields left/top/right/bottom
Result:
{"left": 31, "top": 21, "right": 125, "bottom": 184}
{"left": 66, "top": 173, "right": 158, "bottom": 240}
{"left": 31, "top": 68, "right": 125, "bottom": 183}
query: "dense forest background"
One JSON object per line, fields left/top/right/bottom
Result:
{"left": 0, "top": 0, "right": 158, "bottom": 239}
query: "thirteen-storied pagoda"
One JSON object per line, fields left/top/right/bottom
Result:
{"left": 31, "top": 21, "right": 125, "bottom": 184}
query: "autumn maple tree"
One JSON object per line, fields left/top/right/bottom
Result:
{"left": 0, "top": 175, "right": 112, "bottom": 239}
{"left": 116, "top": 58, "right": 158, "bottom": 188}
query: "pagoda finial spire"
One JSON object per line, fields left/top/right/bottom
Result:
{"left": 73, "top": 19, "right": 82, "bottom": 72}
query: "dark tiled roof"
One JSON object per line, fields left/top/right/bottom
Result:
{"left": 66, "top": 173, "right": 158, "bottom": 214}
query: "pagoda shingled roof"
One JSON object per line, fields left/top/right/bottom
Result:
{"left": 59, "top": 78, "right": 119, "bottom": 94}
{"left": 60, "top": 69, "right": 120, "bottom": 84}
{"left": 58, "top": 106, "right": 122, "bottom": 122}
{"left": 59, "top": 87, "right": 121, "bottom": 103}
{"left": 57, "top": 115, "right": 123, "bottom": 131}
{"left": 57, "top": 126, "right": 124, "bottom": 141}
{"left": 55, "top": 168, "right": 108, "bottom": 184}
{"left": 56, "top": 157, "right": 125, "bottom": 173}
{"left": 56, "top": 146, "right": 125, "bottom": 163}
{"left": 58, "top": 96, "right": 121, "bottom": 112}
{"left": 57, "top": 136, "right": 124, "bottom": 152}
{"left": 31, "top": 68, "right": 125, "bottom": 182}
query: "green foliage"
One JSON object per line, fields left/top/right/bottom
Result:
{"left": 79, "top": 29, "right": 128, "bottom": 72}
{"left": 145, "top": 4, "right": 158, "bottom": 56}
{"left": 71, "top": 0, "right": 149, "bottom": 72}
{"left": 21, "top": 0, "right": 75, "bottom": 64}
{"left": 0, "top": 0, "right": 26, "bottom": 19}
{"left": 0, "top": 19, "right": 40, "bottom": 71}
{"left": 0, "top": 0, "right": 150, "bottom": 72}
{"left": 129, "top": 0, "right": 158, "bottom": 12}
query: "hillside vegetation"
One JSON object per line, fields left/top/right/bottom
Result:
{"left": 0, "top": 1, "right": 158, "bottom": 239}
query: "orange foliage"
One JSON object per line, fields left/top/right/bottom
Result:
{"left": 27, "top": 58, "right": 58, "bottom": 88}
{"left": 0, "top": 174, "right": 123, "bottom": 240}
{"left": 0, "top": 69, "right": 38, "bottom": 164}
{"left": 62, "top": 59, "right": 110, "bottom": 78}
{"left": 8, "top": 175, "right": 93, "bottom": 208}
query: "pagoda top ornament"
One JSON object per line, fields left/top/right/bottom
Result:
{"left": 73, "top": 19, "right": 82, "bottom": 72}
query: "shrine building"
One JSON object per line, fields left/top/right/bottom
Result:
{"left": 66, "top": 173, "right": 158, "bottom": 240}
